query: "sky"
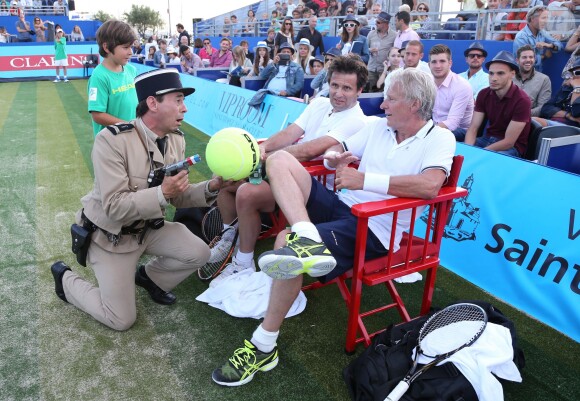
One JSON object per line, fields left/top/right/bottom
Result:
{"left": 75, "top": 0, "right": 258, "bottom": 27}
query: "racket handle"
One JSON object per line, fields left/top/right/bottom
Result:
{"left": 384, "top": 381, "right": 410, "bottom": 401}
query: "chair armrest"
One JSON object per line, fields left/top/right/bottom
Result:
{"left": 351, "top": 187, "right": 468, "bottom": 218}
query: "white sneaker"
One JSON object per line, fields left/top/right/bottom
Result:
{"left": 210, "top": 259, "right": 256, "bottom": 288}
{"left": 63, "top": 78, "right": 69, "bottom": 82}
{"left": 53, "top": 78, "right": 60, "bottom": 82}
{"left": 207, "top": 227, "right": 237, "bottom": 263}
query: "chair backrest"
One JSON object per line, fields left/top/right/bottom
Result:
{"left": 446, "top": 155, "right": 464, "bottom": 188}
{"left": 242, "top": 76, "right": 267, "bottom": 91}
{"left": 194, "top": 67, "right": 230, "bottom": 81}
{"left": 301, "top": 75, "right": 316, "bottom": 98}
{"left": 524, "top": 118, "right": 545, "bottom": 160}
{"left": 529, "top": 125, "right": 580, "bottom": 161}
{"left": 85, "top": 54, "right": 99, "bottom": 65}
{"left": 358, "top": 93, "right": 384, "bottom": 116}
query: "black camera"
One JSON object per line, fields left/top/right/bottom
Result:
{"left": 279, "top": 53, "right": 290, "bottom": 66}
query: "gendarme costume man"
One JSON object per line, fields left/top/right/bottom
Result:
{"left": 51, "top": 68, "right": 222, "bottom": 331}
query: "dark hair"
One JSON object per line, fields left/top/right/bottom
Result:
{"left": 96, "top": 20, "right": 137, "bottom": 58}
{"left": 231, "top": 14, "right": 237, "bottom": 19}
{"left": 327, "top": 55, "right": 368, "bottom": 91}
{"left": 136, "top": 95, "right": 163, "bottom": 118}
{"left": 253, "top": 45, "right": 271, "bottom": 75}
{"left": 179, "top": 44, "right": 190, "bottom": 54}
{"left": 194, "top": 38, "right": 203, "bottom": 48}
{"left": 176, "top": 23, "right": 184, "bottom": 29}
{"left": 395, "top": 11, "right": 411, "bottom": 25}
{"left": 429, "top": 44, "right": 451, "bottom": 60}
{"left": 516, "top": 44, "right": 534, "bottom": 58}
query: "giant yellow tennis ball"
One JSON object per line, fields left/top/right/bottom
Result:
{"left": 205, "top": 128, "right": 261, "bottom": 180}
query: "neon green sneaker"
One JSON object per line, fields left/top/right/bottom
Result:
{"left": 212, "top": 340, "right": 278, "bottom": 386}
{"left": 258, "top": 233, "right": 337, "bottom": 279}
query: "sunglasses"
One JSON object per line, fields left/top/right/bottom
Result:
{"left": 468, "top": 54, "right": 484, "bottom": 59}
{"left": 203, "top": 42, "right": 210, "bottom": 45}
{"left": 285, "top": 22, "right": 292, "bottom": 25}
{"left": 344, "top": 23, "right": 356, "bottom": 28}
{"left": 565, "top": 69, "right": 580, "bottom": 79}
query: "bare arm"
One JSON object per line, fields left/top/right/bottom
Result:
{"left": 261, "top": 123, "right": 305, "bottom": 159}
{"left": 485, "top": 120, "right": 526, "bottom": 151}
{"left": 464, "top": 111, "right": 486, "bottom": 145}
{"left": 90, "top": 111, "right": 129, "bottom": 127}
{"left": 337, "top": 167, "right": 447, "bottom": 200}
{"left": 284, "top": 135, "right": 341, "bottom": 162}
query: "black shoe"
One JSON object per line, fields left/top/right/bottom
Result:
{"left": 51, "top": 261, "right": 71, "bottom": 303}
{"left": 135, "top": 265, "right": 176, "bottom": 305}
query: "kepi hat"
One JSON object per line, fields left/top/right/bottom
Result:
{"left": 135, "top": 68, "right": 195, "bottom": 103}
{"left": 309, "top": 55, "right": 324, "bottom": 68}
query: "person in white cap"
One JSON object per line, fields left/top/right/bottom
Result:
{"left": 53, "top": 28, "right": 68, "bottom": 82}
{"left": 294, "top": 37, "right": 315, "bottom": 73}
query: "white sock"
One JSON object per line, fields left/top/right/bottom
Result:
{"left": 291, "top": 221, "right": 322, "bottom": 243}
{"left": 234, "top": 250, "right": 254, "bottom": 265}
{"left": 64, "top": 75, "right": 67, "bottom": 79}
{"left": 251, "top": 324, "right": 279, "bottom": 353}
{"left": 55, "top": 75, "right": 60, "bottom": 80}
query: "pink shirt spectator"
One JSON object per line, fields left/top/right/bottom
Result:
{"left": 199, "top": 47, "right": 217, "bottom": 61}
{"left": 393, "top": 28, "right": 421, "bottom": 49}
{"left": 433, "top": 72, "right": 474, "bottom": 131}
{"left": 210, "top": 50, "right": 233, "bottom": 68}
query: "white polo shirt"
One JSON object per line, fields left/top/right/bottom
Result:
{"left": 294, "top": 97, "right": 368, "bottom": 144}
{"left": 339, "top": 118, "right": 456, "bottom": 251}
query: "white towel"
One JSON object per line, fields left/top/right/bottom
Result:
{"left": 415, "top": 322, "right": 522, "bottom": 401}
{"left": 196, "top": 269, "right": 307, "bottom": 319}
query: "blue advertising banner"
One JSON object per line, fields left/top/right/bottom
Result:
{"left": 180, "top": 76, "right": 307, "bottom": 139}
{"left": 418, "top": 144, "right": 580, "bottom": 342}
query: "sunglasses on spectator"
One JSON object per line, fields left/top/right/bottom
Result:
{"left": 566, "top": 69, "right": 580, "bottom": 78}
{"left": 285, "top": 22, "right": 292, "bottom": 25}
{"left": 468, "top": 53, "right": 484, "bottom": 59}
{"left": 203, "top": 42, "right": 210, "bottom": 45}
{"left": 344, "top": 23, "right": 356, "bottom": 28}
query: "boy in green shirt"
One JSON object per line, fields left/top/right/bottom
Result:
{"left": 54, "top": 29, "right": 68, "bottom": 82}
{"left": 88, "top": 20, "right": 138, "bottom": 136}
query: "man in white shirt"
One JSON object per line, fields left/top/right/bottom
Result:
{"left": 383, "top": 40, "right": 431, "bottom": 95}
{"left": 212, "top": 67, "right": 456, "bottom": 387}
{"left": 208, "top": 56, "right": 370, "bottom": 287}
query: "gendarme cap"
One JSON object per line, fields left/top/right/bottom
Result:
{"left": 134, "top": 68, "right": 195, "bottom": 103}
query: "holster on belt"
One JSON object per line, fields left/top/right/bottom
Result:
{"left": 70, "top": 211, "right": 98, "bottom": 267}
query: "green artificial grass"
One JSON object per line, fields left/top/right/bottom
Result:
{"left": 0, "top": 80, "right": 577, "bottom": 401}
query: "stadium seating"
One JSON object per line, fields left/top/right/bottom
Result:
{"left": 302, "top": 155, "right": 468, "bottom": 353}
{"left": 526, "top": 124, "right": 580, "bottom": 161}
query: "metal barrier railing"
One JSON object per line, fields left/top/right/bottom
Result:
{"left": 193, "top": 8, "right": 577, "bottom": 42}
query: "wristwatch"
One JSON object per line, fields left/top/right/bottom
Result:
{"left": 573, "top": 87, "right": 580, "bottom": 94}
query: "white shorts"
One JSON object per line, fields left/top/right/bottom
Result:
{"left": 53, "top": 59, "right": 69, "bottom": 67}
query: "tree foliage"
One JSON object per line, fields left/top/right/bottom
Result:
{"left": 123, "top": 5, "right": 164, "bottom": 38}
{"left": 93, "top": 10, "right": 114, "bottom": 23}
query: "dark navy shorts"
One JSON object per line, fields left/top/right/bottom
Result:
{"left": 305, "top": 177, "right": 388, "bottom": 283}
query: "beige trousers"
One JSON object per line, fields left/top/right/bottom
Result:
{"left": 62, "top": 221, "right": 209, "bottom": 331}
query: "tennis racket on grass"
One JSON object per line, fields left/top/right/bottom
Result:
{"left": 384, "top": 303, "right": 488, "bottom": 401}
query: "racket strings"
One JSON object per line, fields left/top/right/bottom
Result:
{"left": 418, "top": 304, "right": 487, "bottom": 357}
